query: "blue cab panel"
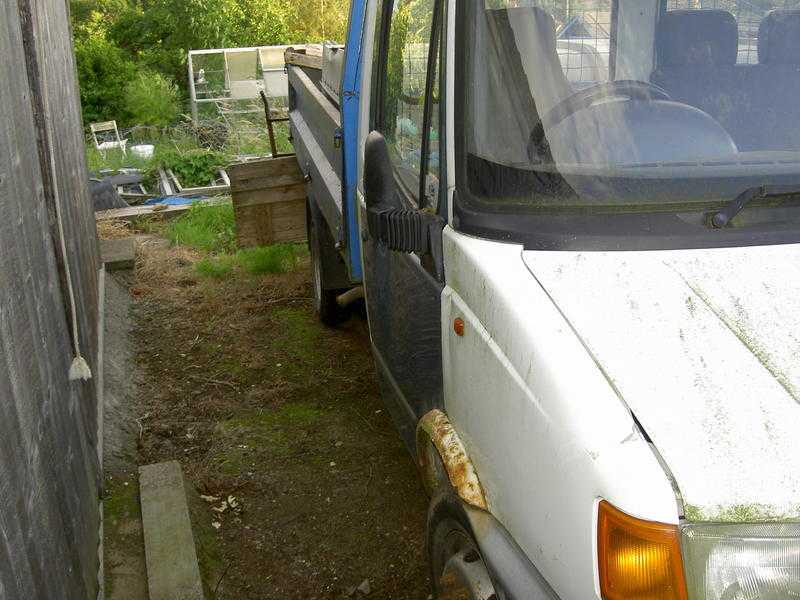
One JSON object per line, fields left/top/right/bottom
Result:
{"left": 339, "top": 0, "right": 366, "bottom": 281}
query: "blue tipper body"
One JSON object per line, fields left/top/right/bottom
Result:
{"left": 339, "top": 0, "right": 367, "bottom": 281}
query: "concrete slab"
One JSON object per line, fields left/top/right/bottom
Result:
{"left": 139, "top": 461, "right": 205, "bottom": 600}
{"left": 100, "top": 237, "right": 135, "bottom": 271}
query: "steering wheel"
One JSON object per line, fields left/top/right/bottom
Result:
{"left": 527, "top": 80, "right": 672, "bottom": 162}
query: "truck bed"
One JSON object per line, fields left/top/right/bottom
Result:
{"left": 287, "top": 54, "right": 344, "bottom": 246}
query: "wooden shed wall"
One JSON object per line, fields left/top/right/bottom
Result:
{"left": 1, "top": 0, "right": 101, "bottom": 597}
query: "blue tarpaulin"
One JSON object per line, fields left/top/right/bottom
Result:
{"left": 143, "top": 196, "right": 205, "bottom": 206}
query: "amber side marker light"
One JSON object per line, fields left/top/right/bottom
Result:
{"left": 453, "top": 317, "right": 465, "bottom": 337}
{"left": 598, "top": 500, "right": 688, "bottom": 600}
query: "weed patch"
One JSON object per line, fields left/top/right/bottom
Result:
{"left": 237, "top": 245, "right": 297, "bottom": 275}
{"left": 146, "top": 147, "right": 229, "bottom": 188}
{"left": 193, "top": 243, "right": 300, "bottom": 278}
{"left": 167, "top": 202, "right": 236, "bottom": 253}
{"left": 195, "top": 256, "right": 235, "bottom": 278}
{"left": 86, "top": 145, "right": 150, "bottom": 173}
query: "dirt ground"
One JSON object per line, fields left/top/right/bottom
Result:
{"left": 102, "top": 236, "right": 432, "bottom": 599}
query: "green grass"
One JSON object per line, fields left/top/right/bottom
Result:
{"left": 195, "top": 255, "right": 236, "bottom": 278}
{"left": 236, "top": 245, "right": 297, "bottom": 274}
{"left": 86, "top": 145, "right": 152, "bottom": 173}
{"left": 194, "top": 244, "right": 299, "bottom": 278}
{"left": 167, "top": 202, "right": 236, "bottom": 253}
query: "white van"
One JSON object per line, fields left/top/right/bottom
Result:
{"left": 291, "top": 0, "right": 800, "bottom": 597}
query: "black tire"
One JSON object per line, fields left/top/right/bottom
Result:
{"left": 428, "top": 493, "right": 499, "bottom": 600}
{"left": 307, "top": 202, "right": 345, "bottom": 326}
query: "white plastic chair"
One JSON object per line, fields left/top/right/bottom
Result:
{"left": 90, "top": 121, "right": 128, "bottom": 156}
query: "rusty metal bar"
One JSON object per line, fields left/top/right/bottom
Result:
{"left": 260, "top": 90, "right": 292, "bottom": 158}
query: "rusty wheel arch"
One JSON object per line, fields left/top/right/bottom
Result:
{"left": 416, "top": 409, "right": 488, "bottom": 510}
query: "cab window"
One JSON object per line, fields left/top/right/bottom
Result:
{"left": 377, "top": 0, "right": 440, "bottom": 204}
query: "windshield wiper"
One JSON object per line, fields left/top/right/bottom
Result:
{"left": 711, "top": 185, "right": 800, "bottom": 228}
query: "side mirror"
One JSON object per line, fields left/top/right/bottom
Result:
{"left": 363, "top": 131, "right": 442, "bottom": 255}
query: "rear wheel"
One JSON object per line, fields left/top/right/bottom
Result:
{"left": 429, "top": 495, "right": 499, "bottom": 600}
{"left": 307, "top": 202, "right": 345, "bottom": 326}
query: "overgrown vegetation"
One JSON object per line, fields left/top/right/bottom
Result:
{"left": 124, "top": 70, "right": 182, "bottom": 127}
{"left": 166, "top": 202, "right": 237, "bottom": 253}
{"left": 146, "top": 147, "right": 229, "bottom": 187}
{"left": 158, "top": 202, "right": 301, "bottom": 277}
{"left": 236, "top": 245, "right": 297, "bottom": 274}
{"left": 86, "top": 144, "right": 152, "bottom": 172}
{"left": 195, "top": 246, "right": 298, "bottom": 277}
{"left": 195, "top": 255, "right": 237, "bottom": 278}
{"left": 85, "top": 114, "right": 294, "bottom": 177}
{"left": 70, "top": 0, "right": 351, "bottom": 126}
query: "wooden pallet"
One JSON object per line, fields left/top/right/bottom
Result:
{"left": 229, "top": 156, "right": 307, "bottom": 247}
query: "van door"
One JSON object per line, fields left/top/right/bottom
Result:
{"left": 361, "top": 0, "right": 444, "bottom": 449}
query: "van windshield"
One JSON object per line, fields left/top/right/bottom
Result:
{"left": 457, "top": 0, "right": 800, "bottom": 231}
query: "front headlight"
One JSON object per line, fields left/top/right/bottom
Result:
{"left": 682, "top": 523, "right": 800, "bottom": 600}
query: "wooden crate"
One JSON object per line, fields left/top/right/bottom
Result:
{"left": 229, "top": 156, "right": 307, "bottom": 247}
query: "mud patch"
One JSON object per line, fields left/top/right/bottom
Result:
{"left": 127, "top": 239, "right": 430, "bottom": 598}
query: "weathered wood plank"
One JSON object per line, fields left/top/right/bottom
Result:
{"left": 96, "top": 204, "right": 192, "bottom": 221}
{"left": 233, "top": 185, "right": 307, "bottom": 208}
{"left": 285, "top": 48, "right": 323, "bottom": 70}
{"left": 230, "top": 172, "right": 302, "bottom": 193}
{"left": 139, "top": 462, "right": 204, "bottom": 600}
{"left": 95, "top": 198, "right": 228, "bottom": 221}
{"left": 228, "top": 155, "right": 302, "bottom": 179}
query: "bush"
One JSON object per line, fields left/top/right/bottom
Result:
{"left": 74, "top": 35, "right": 136, "bottom": 124}
{"left": 124, "top": 70, "right": 182, "bottom": 128}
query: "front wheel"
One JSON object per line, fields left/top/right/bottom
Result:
{"left": 429, "top": 495, "right": 499, "bottom": 600}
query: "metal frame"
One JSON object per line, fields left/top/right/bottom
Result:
{"left": 188, "top": 45, "right": 304, "bottom": 124}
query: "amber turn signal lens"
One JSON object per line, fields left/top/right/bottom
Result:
{"left": 598, "top": 500, "right": 687, "bottom": 600}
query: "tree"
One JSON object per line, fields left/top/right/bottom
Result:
{"left": 234, "top": 0, "right": 291, "bottom": 46}
{"left": 110, "top": 0, "right": 244, "bottom": 87}
{"left": 282, "top": 0, "right": 350, "bottom": 43}
{"left": 69, "top": 0, "right": 354, "bottom": 125}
